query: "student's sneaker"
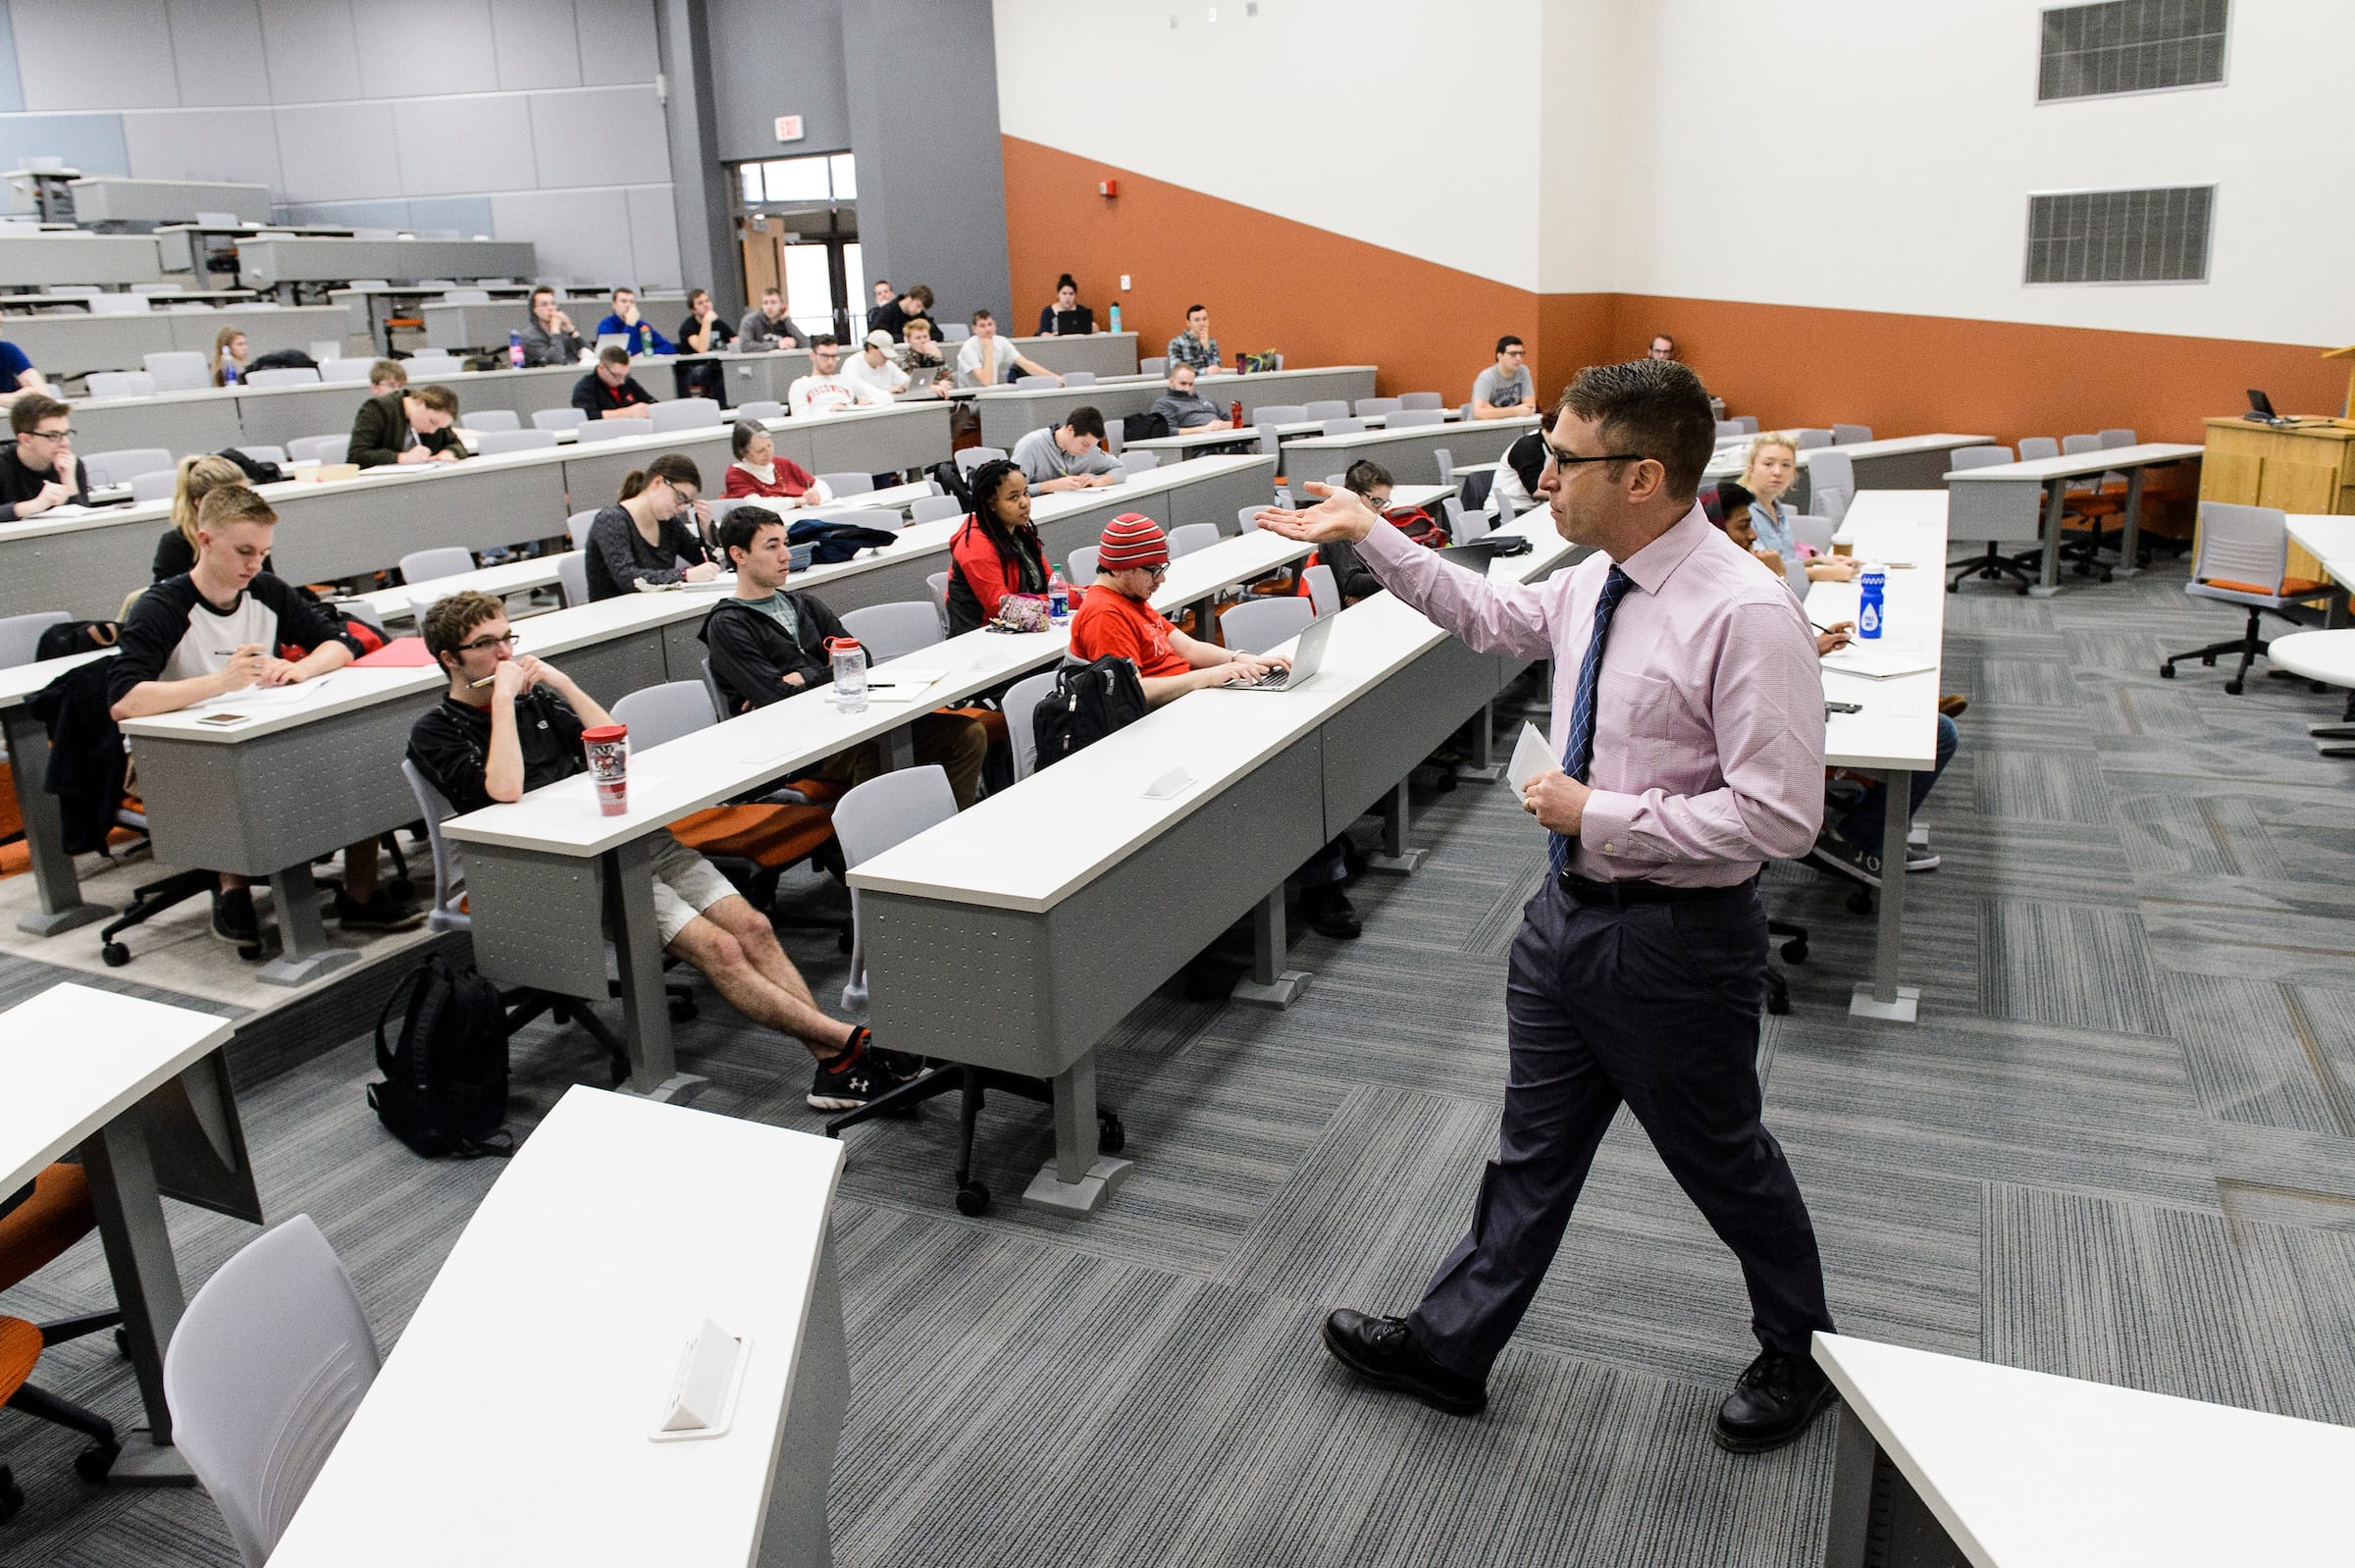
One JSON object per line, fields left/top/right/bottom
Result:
{"left": 1938, "top": 693, "right": 1970, "bottom": 718}
{"left": 1804, "top": 832, "right": 1881, "bottom": 890}
{"left": 1902, "top": 843, "right": 1941, "bottom": 873}
{"left": 334, "top": 889, "right": 426, "bottom": 933}
{"left": 1302, "top": 883, "right": 1364, "bottom": 940}
{"left": 210, "top": 886, "right": 259, "bottom": 946}
{"left": 809, "top": 1043, "right": 886, "bottom": 1112}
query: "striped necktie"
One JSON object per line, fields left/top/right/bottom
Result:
{"left": 1549, "top": 565, "right": 1635, "bottom": 874}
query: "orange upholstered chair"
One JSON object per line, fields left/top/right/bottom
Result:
{"left": 0, "top": 1165, "right": 127, "bottom": 1518}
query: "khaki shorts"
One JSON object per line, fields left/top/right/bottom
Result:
{"left": 647, "top": 831, "right": 737, "bottom": 947}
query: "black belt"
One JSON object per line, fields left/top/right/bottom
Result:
{"left": 1556, "top": 869, "right": 1758, "bottom": 908}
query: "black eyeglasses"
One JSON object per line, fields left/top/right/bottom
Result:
{"left": 1542, "top": 442, "right": 1646, "bottom": 469}
{"left": 456, "top": 632, "right": 520, "bottom": 653}
{"left": 28, "top": 427, "right": 74, "bottom": 441}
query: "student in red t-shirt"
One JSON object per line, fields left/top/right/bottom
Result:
{"left": 1067, "top": 513, "right": 1284, "bottom": 703}
{"left": 946, "top": 458, "right": 1055, "bottom": 635}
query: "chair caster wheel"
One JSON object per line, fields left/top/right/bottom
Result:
{"left": 0, "top": 1470, "right": 23, "bottom": 1524}
{"left": 2158, "top": 665, "right": 2174, "bottom": 678}
{"left": 2200, "top": 655, "right": 2217, "bottom": 666}
{"left": 1098, "top": 1111, "right": 1125, "bottom": 1154}
{"left": 115, "top": 1327, "right": 130, "bottom": 1357}
{"left": 101, "top": 941, "right": 130, "bottom": 967}
{"left": 73, "top": 1442, "right": 121, "bottom": 1484}
{"left": 1780, "top": 938, "right": 1809, "bottom": 964}
{"left": 1846, "top": 889, "right": 1875, "bottom": 917}
{"left": 2224, "top": 679, "right": 2244, "bottom": 695}
{"left": 237, "top": 942, "right": 263, "bottom": 962}
{"left": 1766, "top": 993, "right": 1791, "bottom": 1017}
{"left": 955, "top": 1181, "right": 991, "bottom": 1217}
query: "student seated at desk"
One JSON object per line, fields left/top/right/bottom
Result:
{"left": 1148, "top": 364, "right": 1227, "bottom": 433}
{"left": 1012, "top": 406, "right": 1120, "bottom": 492}
{"left": 842, "top": 330, "right": 923, "bottom": 402}
{"left": 408, "top": 590, "right": 916, "bottom": 1111}
{"left": 586, "top": 453, "right": 719, "bottom": 601}
{"left": 349, "top": 383, "right": 464, "bottom": 468}
{"left": 1166, "top": 304, "right": 1223, "bottom": 376}
{"left": 210, "top": 327, "right": 248, "bottom": 388}
{"left": 0, "top": 337, "right": 45, "bottom": 409}
{"left": 1037, "top": 274, "right": 1095, "bottom": 337}
{"left": 677, "top": 287, "right": 735, "bottom": 356}
{"left": 1730, "top": 437, "right": 1858, "bottom": 582}
{"left": 369, "top": 358, "right": 408, "bottom": 395}
{"left": 151, "top": 454, "right": 256, "bottom": 581}
{"left": 594, "top": 287, "right": 672, "bottom": 356}
{"left": 866, "top": 283, "right": 932, "bottom": 342}
{"left": 703, "top": 508, "right": 988, "bottom": 809}
{"left": 572, "top": 344, "right": 657, "bottom": 421}
{"left": 1472, "top": 335, "right": 1537, "bottom": 420}
{"left": 722, "top": 421, "right": 827, "bottom": 506}
{"left": 738, "top": 287, "right": 804, "bottom": 351}
{"left": 788, "top": 336, "right": 890, "bottom": 417}
{"left": 898, "top": 317, "right": 948, "bottom": 377}
{"left": 1492, "top": 430, "right": 1544, "bottom": 516}
{"left": 957, "top": 310, "right": 1061, "bottom": 389}
{"left": 108, "top": 485, "right": 421, "bottom": 940}
{"left": 0, "top": 393, "right": 89, "bottom": 522}
{"left": 1299, "top": 460, "right": 1439, "bottom": 607}
{"left": 946, "top": 459, "right": 1054, "bottom": 634}
{"left": 519, "top": 287, "right": 585, "bottom": 367}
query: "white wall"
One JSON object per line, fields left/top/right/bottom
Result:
{"left": 991, "top": 0, "right": 1544, "bottom": 293}
{"left": 0, "top": 0, "right": 682, "bottom": 287}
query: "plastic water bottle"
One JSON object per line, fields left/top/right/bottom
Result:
{"left": 1858, "top": 564, "right": 1887, "bottom": 641}
{"left": 1049, "top": 573, "right": 1071, "bottom": 620}
{"left": 219, "top": 349, "right": 238, "bottom": 386}
{"left": 507, "top": 330, "right": 524, "bottom": 368}
{"left": 1108, "top": 301, "right": 1122, "bottom": 334}
{"left": 827, "top": 636, "right": 867, "bottom": 711}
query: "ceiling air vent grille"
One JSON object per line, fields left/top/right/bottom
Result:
{"left": 2039, "top": 0, "right": 2228, "bottom": 101}
{"left": 2025, "top": 185, "right": 2213, "bottom": 285}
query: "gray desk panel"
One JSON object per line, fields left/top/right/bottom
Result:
{"left": 1320, "top": 639, "right": 1505, "bottom": 833}
{"left": 231, "top": 383, "right": 375, "bottom": 448}
{"left": 1287, "top": 420, "right": 1525, "bottom": 489}
{"left": 862, "top": 732, "right": 1326, "bottom": 1078}
{"left": 0, "top": 520, "right": 161, "bottom": 619}
{"left": 236, "top": 236, "right": 537, "bottom": 287}
{"left": 798, "top": 404, "right": 952, "bottom": 476}
{"left": 1011, "top": 334, "right": 1138, "bottom": 379}
{"left": 73, "top": 396, "right": 246, "bottom": 460}
{"left": 268, "top": 462, "right": 569, "bottom": 582}
{"left": 1, "top": 313, "right": 164, "bottom": 376}
{"left": 166, "top": 305, "right": 352, "bottom": 359}
{"left": 0, "top": 233, "right": 164, "bottom": 286}
{"left": 423, "top": 301, "right": 531, "bottom": 351}
{"left": 978, "top": 367, "right": 1376, "bottom": 449}
{"left": 561, "top": 431, "right": 733, "bottom": 511}
{"left": 71, "top": 179, "right": 271, "bottom": 226}
{"left": 1851, "top": 444, "right": 1991, "bottom": 491}
{"left": 465, "top": 845, "right": 611, "bottom": 996}
{"left": 709, "top": 353, "right": 803, "bottom": 408}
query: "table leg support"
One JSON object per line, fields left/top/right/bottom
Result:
{"left": 1850, "top": 768, "right": 1920, "bottom": 1023}
{"left": 758, "top": 1233, "right": 847, "bottom": 1568}
{"left": 1233, "top": 885, "right": 1310, "bottom": 1007}
{"left": 2, "top": 706, "right": 111, "bottom": 936}
{"left": 1821, "top": 1403, "right": 1877, "bottom": 1568}
{"left": 1021, "top": 1053, "right": 1130, "bottom": 1215}
{"left": 1456, "top": 700, "right": 1504, "bottom": 783}
{"left": 254, "top": 862, "right": 360, "bottom": 987}
{"left": 2029, "top": 481, "right": 2066, "bottom": 599}
{"left": 879, "top": 725, "right": 915, "bottom": 773}
{"left": 1366, "top": 779, "right": 1426, "bottom": 874}
{"left": 606, "top": 839, "right": 706, "bottom": 1103}
{"left": 79, "top": 1113, "right": 196, "bottom": 1485}
{"left": 2114, "top": 467, "right": 2147, "bottom": 579}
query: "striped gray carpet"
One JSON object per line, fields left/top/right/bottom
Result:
{"left": 6, "top": 555, "right": 2354, "bottom": 1566}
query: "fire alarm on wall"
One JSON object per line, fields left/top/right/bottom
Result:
{"left": 1099, "top": 179, "right": 1119, "bottom": 198}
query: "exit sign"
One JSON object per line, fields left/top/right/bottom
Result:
{"left": 773, "top": 115, "right": 805, "bottom": 142}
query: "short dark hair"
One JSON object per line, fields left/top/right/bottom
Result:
{"left": 904, "top": 285, "right": 934, "bottom": 308}
{"left": 871, "top": 278, "right": 891, "bottom": 291}
{"left": 612, "top": 285, "right": 637, "bottom": 298}
{"left": 810, "top": 333, "right": 839, "bottom": 349}
{"left": 1557, "top": 359, "right": 1716, "bottom": 499}
{"left": 598, "top": 343, "right": 632, "bottom": 368}
{"left": 1343, "top": 459, "right": 1392, "bottom": 497}
{"left": 1495, "top": 335, "right": 1524, "bottom": 355}
{"left": 688, "top": 287, "right": 710, "bottom": 305}
{"left": 617, "top": 452, "right": 703, "bottom": 501}
{"left": 969, "top": 309, "right": 994, "bottom": 326}
{"left": 9, "top": 393, "right": 67, "bottom": 438}
{"left": 717, "top": 504, "right": 786, "bottom": 565}
{"left": 1064, "top": 405, "right": 1106, "bottom": 441}
{"left": 422, "top": 590, "right": 505, "bottom": 665}
{"left": 1185, "top": 303, "right": 1207, "bottom": 317}
{"left": 409, "top": 384, "right": 459, "bottom": 417}
{"left": 530, "top": 286, "right": 555, "bottom": 303}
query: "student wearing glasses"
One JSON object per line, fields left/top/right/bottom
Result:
{"left": 1472, "top": 335, "right": 1537, "bottom": 420}
{"left": 1068, "top": 513, "right": 1283, "bottom": 705}
{"left": 0, "top": 394, "right": 88, "bottom": 521}
{"left": 583, "top": 453, "right": 720, "bottom": 601}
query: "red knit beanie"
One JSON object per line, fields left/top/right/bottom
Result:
{"left": 1097, "top": 512, "right": 1170, "bottom": 571}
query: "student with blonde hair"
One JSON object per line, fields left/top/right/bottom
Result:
{"left": 1736, "top": 432, "right": 1857, "bottom": 584}
{"left": 150, "top": 453, "right": 251, "bottom": 581}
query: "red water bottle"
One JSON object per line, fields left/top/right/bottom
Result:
{"left": 1230, "top": 399, "right": 1243, "bottom": 428}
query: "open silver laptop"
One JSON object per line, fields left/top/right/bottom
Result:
{"left": 1224, "top": 611, "right": 1335, "bottom": 693}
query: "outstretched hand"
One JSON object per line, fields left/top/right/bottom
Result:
{"left": 1254, "top": 481, "right": 1380, "bottom": 546}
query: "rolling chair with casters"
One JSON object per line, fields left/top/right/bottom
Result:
{"left": 819, "top": 766, "right": 1122, "bottom": 1217}
{"left": 1943, "top": 445, "right": 2035, "bottom": 593}
{"left": 2161, "top": 501, "right": 2335, "bottom": 695}
{"left": 0, "top": 1164, "right": 128, "bottom": 1522}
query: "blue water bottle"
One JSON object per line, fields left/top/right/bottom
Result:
{"left": 1108, "top": 301, "right": 1122, "bottom": 334}
{"left": 1858, "top": 564, "right": 1887, "bottom": 641}
{"left": 507, "top": 330, "right": 524, "bottom": 368}
{"left": 218, "top": 349, "right": 238, "bottom": 386}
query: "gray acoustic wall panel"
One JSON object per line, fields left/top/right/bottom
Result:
{"left": 166, "top": 0, "right": 272, "bottom": 107}
{"left": 624, "top": 183, "right": 686, "bottom": 295}
{"left": 255, "top": 0, "right": 368, "bottom": 105}
{"left": 490, "top": 185, "right": 636, "bottom": 285}
{"left": 11, "top": 0, "right": 179, "bottom": 112}
{"left": 274, "top": 100, "right": 403, "bottom": 204}
{"left": 352, "top": 0, "right": 503, "bottom": 97}
{"left": 493, "top": 0, "right": 587, "bottom": 89}
{"left": 705, "top": 0, "right": 852, "bottom": 161}
{"left": 529, "top": 83, "right": 669, "bottom": 187}
{"left": 121, "top": 107, "right": 284, "bottom": 189}
{"left": 392, "top": 93, "right": 537, "bottom": 196}
{"left": 575, "top": 0, "right": 662, "bottom": 86}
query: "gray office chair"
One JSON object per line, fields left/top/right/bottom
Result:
{"left": 81, "top": 447, "right": 174, "bottom": 489}
{"left": 566, "top": 508, "right": 602, "bottom": 550}
{"left": 926, "top": 571, "right": 952, "bottom": 635}
{"left": 477, "top": 428, "right": 560, "bottom": 456}
{"left": 437, "top": 288, "right": 492, "bottom": 304}
{"left": 1015, "top": 376, "right": 1057, "bottom": 390}
{"left": 1805, "top": 449, "right": 1855, "bottom": 525}
{"left": 575, "top": 418, "right": 652, "bottom": 444}
{"left": 129, "top": 470, "right": 180, "bottom": 503}
{"left": 86, "top": 293, "right": 152, "bottom": 317}
{"left": 1356, "top": 397, "right": 1401, "bottom": 418}
{"left": 1945, "top": 444, "right": 2036, "bottom": 592}
{"left": 83, "top": 371, "right": 154, "bottom": 398}
{"left": 556, "top": 551, "right": 591, "bottom": 607}
{"left": 1304, "top": 399, "right": 1350, "bottom": 422}
{"left": 532, "top": 407, "right": 587, "bottom": 431}
{"left": 1167, "top": 523, "right": 1220, "bottom": 558}
{"left": 1790, "top": 429, "right": 1834, "bottom": 449}
{"left": 611, "top": 680, "right": 724, "bottom": 752}
{"left": 1790, "top": 512, "right": 1836, "bottom": 556}
{"left": 1068, "top": 546, "right": 1100, "bottom": 586}
{"left": 1063, "top": 370, "right": 1097, "bottom": 387}
{"left": 45, "top": 285, "right": 103, "bottom": 297}
{"left": 1715, "top": 419, "right": 1747, "bottom": 440}
{"left": 1397, "top": 392, "right": 1443, "bottom": 411}
{"left": 1252, "top": 404, "right": 1307, "bottom": 425}
{"left": 404, "top": 356, "right": 463, "bottom": 378}
{"left": 955, "top": 445, "right": 1007, "bottom": 477}
{"left": 0, "top": 610, "right": 67, "bottom": 670}
{"left": 1449, "top": 499, "right": 1492, "bottom": 548}
{"left": 2163, "top": 502, "right": 2335, "bottom": 694}
{"left": 162, "top": 1215, "right": 380, "bottom": 1568}
{"left": 287, "top": 435, "right": 347, "bottom": 465}
{"left": 1140, "top": 356, "right": 1168, "bottom": 375}
{"left": 1831, "top": 424, "right": 1873, "bottom": 444}
{"left": 2017, "top": 436, "right": 2061, "bottom": 461}
{"left": 1730, "top": 415, "right": 1759, "bottom": 435}
{"left": 1319, "top": 418, "right": 1365, "bottom": 437}
{"left": 399, "top": 760, "right": 472, "bottom": 934}
{"left": 1235, "top": 504, "right": 1272, "bottom": 534}
{"left": 1004, "top": 668, "right": 1062, "bottom": 782}
{"left": 1385, "top": 408, "right": 1444, "bottom": 429}
{"left": 1302, "top": 563, "right": 1339, "bottom": 618}
{"left": 318, "top": 359, "right": 373, "bottom": 384}
{"left": 242, "top": 367, "right": 320, "bottom": 389}
{"left": 1220, "top": 596, "right": 1312, "bottom": 654}
{"left": 1436, "top": 447, "right": 1456, "bottom": 484}
{"left": 941, "top": 323, "right": 971, "bottom": 341}
{"left": 467, "top": 409, "right": 520, "bottom": 433}
{"left": 131, "top": 281, "right": 185, "bottom": 294}
{"left": 818, "top": 471, "right": 875, "bottom": 496}
{"left": 649, "top": 398, "right": 719, "bottom": 433}
{"left": 1120, "top": 449, "right": 1159, "bottom": 474}
{"left": 146, "top": 352, "right": 210, "bottom": 392}
{"left": 1255, "top": 422, "right": 1284, "bottom": 459}
{"left": 907, "top": 494, "right": 965, "bottom": 525}
{"left": 840, "top": 601, "right": 944, "bottom": 662}
{"left": 241, "top": 444, "right": 288, "bottom": 466}
{"left": 399, "top": 547, "right": 475, "bottom": 584}
{"left": 833, "top": 764, "right": 958, "bottom": 1012}
{"left": 735, "top": 399, "right": 784, "bottom": 421}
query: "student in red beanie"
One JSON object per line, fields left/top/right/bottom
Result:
{"left": 1068, "top": 513, "right": 1283, "bottom": 704}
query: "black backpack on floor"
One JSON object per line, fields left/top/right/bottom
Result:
{"left": 1032, "top": 655, "right": 1148, "bottom": 771}
{"left": 367, "top": 956, "right": 515, "bottom": 1159}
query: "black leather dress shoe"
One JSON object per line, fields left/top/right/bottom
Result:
{"left": 1302, "top": 885, "right": 1363, "bottom": 940}
{"left": 1712, "top": 1349, "right": 1835, "bottom": 1452}
{"left": 1321, "top": 1309, "right": 1486, "bottom": 1416}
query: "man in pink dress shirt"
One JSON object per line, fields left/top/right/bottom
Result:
{"left": 1259, "top": 358, "right": 1838, "bottom": 1453}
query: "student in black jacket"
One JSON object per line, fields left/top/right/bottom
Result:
{"left": 571, "top": 344, "right": 658, "bottom": 421}
{"left": 702, "top": 506, "right": 988, "bottom": 809}
{"left": 348, "top": 384, "right": 463, "bottom": 468}
{"left": 0, "top": 393, "right": 90, "bottom": 522}
{"left": 584, "top": 452, "right": 718, "bottom": 600}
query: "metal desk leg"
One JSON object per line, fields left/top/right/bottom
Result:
{"left": 254, "top": 862, "right": 359, "bottom": 987}
{"left": 2114, "top": 466, "right": 2147, "bottom": 579}
{"left": 879, "top": 725, "right": 914, "bottom": 772}
{"left": 2029, "top": 480, "right": 2067, "bottom": 599}
{"left": 1457, "top": 700, "right": 1504, "bottom": 783}
{"left": 1850, "top": 768, "right": 1920, "bottom": 1022}
{"left": 1233, "top": 885, "right": 1310, "bottom": 1007}
{"left": 78, "top": 1113, "right": 196, "bottom": 1485}
{"left": 1366, "top": 778, "right": 1427, "bottom": 873}
{"left": 2, "top": 706, "right": 110, "bottom": 936}
{"left": 1821, "top": 1403, "right": 1877, "bottom": 1568}
{"left": 606, "top": 838, "right": 706, "bottom": 1103}
{"left": 1021, "top": 1052, "right": 1131, "bottom": 1216}
{"left": 759, "top": 1234, "right": 847, "bottom": 1568}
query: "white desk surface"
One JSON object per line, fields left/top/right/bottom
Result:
{"left": 0, "top": 646, "right": 110, "bottom": 707}
{"left": 2266, "top": 630, "right": 2355, "bottom": 686}
{"left": 1815, "top": 1332, "right": 2355, "bottom": 1568}
{"left": 443, "top": 528, "right": 1313, "bottom": 858}
{"left": 1708, "top": 433, "right": 1992, "bottom": 474}
{"left": 964, "top": 364, "right": 1377, "bottom": 406}
{"left": 2285, "top": 513, "right": 2355, "bottom": 586}
{"left": 1941, "top": 443, "right": 2203, "bottom": 483}
{"left": 1128, "top": 410, "right": 1462, "bottom": 451}
{"left": 267, "top": 1085, "right": 845, "bottom": 1568}
{"left": 851, "top": 509, "right": 1574, "bottom": 914}
{"left": 1281, "top": 413, "right": 1538, "bottom": 455}
{"left": 1389, "top": 483, "right": 1455, "bottom": 512}
{"left": 1818, "top": 490, "right": 1948, "bottom": 772}
{"left": 1121, "top": 424, "right": 1269, "bottom": 452}
{"left": 0, "top": 981, "right": 235, "bottom": 1195}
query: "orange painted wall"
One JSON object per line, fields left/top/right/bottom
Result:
{"left": 1003, "top": 137, "right": 2346, "bottom": 445}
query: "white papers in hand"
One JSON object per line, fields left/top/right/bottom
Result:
{"left": 192, "top": 673, "right": 340, "bottom": 716}
{"left": 1505, "top": 721, "right": 1555, "bottom": 791}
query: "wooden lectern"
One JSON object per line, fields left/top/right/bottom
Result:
{"left": 2200, "top": 345, "right": 2355, "bottom": 575}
